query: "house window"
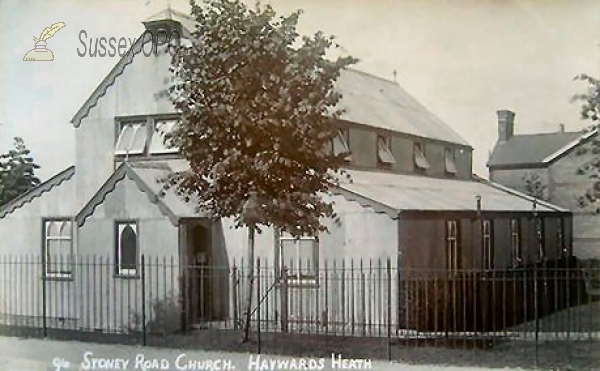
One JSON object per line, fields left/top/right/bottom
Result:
{"left": 279, "top": 232, "right": 318, "bottom": 282}
{"left": 377, "top": 135, "right": 396, "bottom": 165}
{"left": 332, "top": 129, "right": 351, "bottom": 161}
{"left": 482, "top": 220, "right": 493, "bottom": 270}
{"left": 115, "top": 121, "right": 148, "bottom": 155}
{"left": 115, "top": 222, "right": 138, "bottom": 277}
{"left": 413, "top": 143, "right": 430, "bottom": 170}
{"left": 556, "top": 218, "right": 568, "bottom": 257}
{"left": 510, "top": 219, "right": 522, "bottom": 266}
{"left": 446, "top": 220, "right": 459, "bottom": 271}
{"left": 44, "top": 220, "right": 73, "bottom": 278}
{"left": 149, "top": 119, "right": 179, "bottom": 154}
{"left": 444, "top": 148, "right": 458, "bottom": 174}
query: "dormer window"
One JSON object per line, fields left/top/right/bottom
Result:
{"left": 149, "top": 119, "right": 179, "bottom": 154}
{"left": 332, "top": 129, "right": 351, "bottom": 161}
{"left": 444, "top": 148, "right": 458, "bottom": 174}
{"left": 115, "top": 121, "right": 148, "bottom": 156}
{"left": 413, "top": 142, "right": 430, "bottom": 170}
{"left": 377, "top": 135, "right": 396, "bottom": 165}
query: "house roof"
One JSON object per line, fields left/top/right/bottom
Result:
{"left": 336, "top": 69, "right": 470, "bottom": 146}
{"left": 334, "top": 169, "right": 568, "bottom": 217}
{"left": 487, "top": 130, "right": 587, "bottom": 168}
{"left": 0, "top": 166, "right": 75, "bottom": 218}
{"left": 75, "top": 162, "right": 205, "bottom": 227}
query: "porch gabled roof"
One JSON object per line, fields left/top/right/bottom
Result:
{"left": 75, "top": 162, "right": 205, "bottom": 227}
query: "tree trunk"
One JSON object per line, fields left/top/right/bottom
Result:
{"left": 243, "top": 225, "right": 255, "bottom": 342}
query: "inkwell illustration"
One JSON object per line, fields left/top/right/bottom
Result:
{"left": 23, "top": 22, "right": 66, "bottom": 61}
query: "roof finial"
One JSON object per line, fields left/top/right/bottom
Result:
{"left": 392, "top": 69, "right": 397, "bottom": 83}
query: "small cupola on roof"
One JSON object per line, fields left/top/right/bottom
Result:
{"left": 143, "top": 7, "right": 197, "bottom": 38}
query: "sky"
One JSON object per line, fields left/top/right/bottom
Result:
{"left": 1, "top": 0, "right": 599, "bottom": 180}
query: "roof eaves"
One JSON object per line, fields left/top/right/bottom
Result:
{"left": 476, "top": 177, "right": 570, "bottom": 213}
{"left": 126, "top": 166, "right": 180, "bottom": 226}
{"left": 75, "top": 163, "right": 128, "bottom": 226}
{"left": 332, "top": 186, "right": 398, "bottom": 219}
{"left": 70, "top": 33, "right": 146, "bottom": 128}
{"left": 75, "top": 163, "right": 180, "bottom": 227}
{"left": 542, "top": 128, "right": 597, "bottom": 164}
{"left": 487, "top": 162, "right": 548, "bottom": 170}
{"left": 0, "top": 166, "right": 75, "bottom": 218}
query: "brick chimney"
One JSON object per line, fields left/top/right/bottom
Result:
{"left": 497, "top": 110, "right": 515, "bottom": 143}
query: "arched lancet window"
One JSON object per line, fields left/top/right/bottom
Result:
{"left": 116, "top": 222, "right": 138, "bottom": 276}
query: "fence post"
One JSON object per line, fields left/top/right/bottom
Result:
{"left": 387, "top": 258, "right": 392, "bottom": 361}
{"left": 256, "top": 258, "right": 261, "bottom": 354}
{"left": 280, "top": 267, "right": 289, "bottom": 332}
{"left": 534, "top": 263, "right": 539, "bottom": 368}
{"left": 232, "top": 265, "right": 239, "bottom": 330}
{"left": 141, "top": 255, "right": 147, "bottom": 346}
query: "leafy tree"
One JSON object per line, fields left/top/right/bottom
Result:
{"left": 574, "top": 74, "right": 600, "bottom": 122}
{"left": 522, "top": 172, "right": 547, "bottom": 200}
{"left": 573, "top": 74, "right": 600, "bottom": 207}
{"left": 167, "top": 0, "right": 356, "bottom": 340}
{"left": 0, "top": 137, "right": 41, "bottom": 206}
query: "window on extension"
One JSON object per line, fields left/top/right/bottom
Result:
{"left": 482, "top": 220, "right": 494, "bottom": 270}
{"left": 278, "top": 231, "right": 319, "bottom": 284}
{"left": 149, "top": 119, "right": 179, "bottom": 154}
{"left": 115, "top": 120, "right": 148, "bottom": 156}
{"left": 510, "top": 219, "right": 522, "bottom": 267}
{"left": 446, "top": 220, "right": 460, "bottom": 272}
{"left": 332, "top": 128, "right": 352, "bottom": 162}
{"left": 43, "top": 219, "right": 73, "bottom": 278}
{"left": 444, "top": 148, "right": 458, "bottom": 175}
{"left": 413, "top": 142, "right": 430, "bottom": 171}
{"left": 115, "top": 222, "right": 138, "bottom": 277}
{"left": 377, "top": 135, "right": 396, "bottom": 165}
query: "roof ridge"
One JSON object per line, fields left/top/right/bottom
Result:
{"left": 510, "top": 131, "right": 583, "bottom": 138}
{"left": 344, "top": 68, "right": 399, "bottom": 86}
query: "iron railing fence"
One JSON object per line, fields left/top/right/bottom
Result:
{"left": 0, "top": 254, "right": 599, "bottom": 345}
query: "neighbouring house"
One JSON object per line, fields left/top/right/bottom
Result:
{"left": 488, "top": 109, "right": 600, "bottom": 259}
{"left": 0, "top": 9, "right": 572, "bottom": 334}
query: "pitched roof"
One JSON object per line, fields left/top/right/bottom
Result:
{"left": 336, "top": 69, "right": 470, "bottom": 146}
{"left": 334, "top": 169, "right": 568, "bottom": 217}
{"left": 488, "top": 131, "right": 584, "bottom": 168}
{"left": 0, "top": 166, "right": 75, "bottom": 218}
{"left": 70, "top": 11, "right": 470, "bottom": 148}
{"left": 75, "top": 162, "right": 205, "bottom": 227}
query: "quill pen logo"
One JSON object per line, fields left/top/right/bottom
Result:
{"left": 23, "top": 22, "right": 66, "bottom": 61}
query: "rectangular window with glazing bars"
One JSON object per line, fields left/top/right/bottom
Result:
{"left": 332, "top": 128, "right": 351, "bottom": 161}
{"left": 482, "top": 220, "right": 493, "bottom": 270}
{"left": 446, "top": 220, "right": 459, "bottom": 272}
{"left": 278, "top": 231, "right": 318, "bottom": 284}
{"left": 511, "top": 219, "right": 522, "bottom": 267}
{"left": 377, "top": 135, "right": 396, "bottom": 165}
